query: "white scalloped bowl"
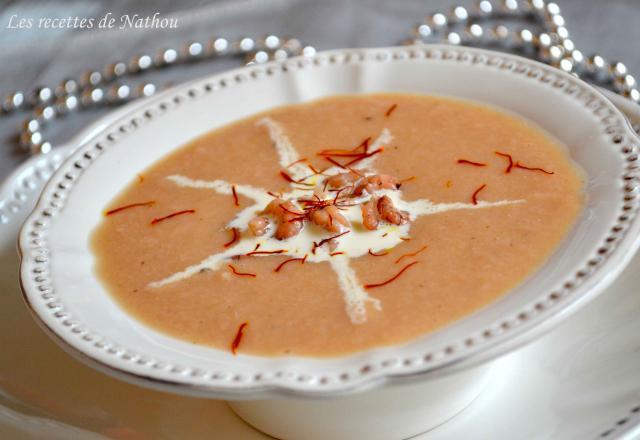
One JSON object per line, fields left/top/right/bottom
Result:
{"left": 18, "top": 45, "right": 640, "bottom": 438}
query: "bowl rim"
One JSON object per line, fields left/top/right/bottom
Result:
{"left": 18, "top": 44, "right": 640, "bottom": 399}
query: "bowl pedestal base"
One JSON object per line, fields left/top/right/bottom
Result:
{"left": 228, "top": 362, "right": 494, "bottom": 440}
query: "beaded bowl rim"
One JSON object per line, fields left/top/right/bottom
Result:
{"left": 18, "top": 45, "right": 640, "bottom": 399}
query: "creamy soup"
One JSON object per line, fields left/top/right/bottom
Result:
{"left": 92, "top": 94, "right": 583, "bottom": 357}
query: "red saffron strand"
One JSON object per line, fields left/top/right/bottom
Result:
{"left": 312, "top": 230, "right": 351, "bottom": 254}
{"left": 343, "top": 148, "right": 383, "bottom": 168}
{"left": 223, "top": 227, "right": 239, "bottom": 248}
{"left": 457, "top": 159, "right": 487, "bottom": 167}
{"left": 286, "top": 158, "right": 307, "bottom": 168}
{"left": 395, "top": 245, "right": 427, "bottom": 264}
{"left": 364, "top": 261, "right": 420, "bottom": 289}
{"left": 227, "top": 264, "right": 257, "bottom": 278}
{"left": 399, "top": 236, "right": 411, "bottom": 241}
{"left": 150, "top": 209, "right": 195, "bottom": 225}
{"left": 317, "top": 137, "right": 371, "bottom": 157}
{"left": 495, "top": 151, "right": 514, "bottom": 173}
{"left": 514, "top": 162, "right": 554, "bottom": 175}
{"left": 105, "top": 201, "right": 155, "bottom": 216}
{"left": 246, "top": 250, "right": 287, "bottom": 256}
{"left": 471, "top": 184, "right": 487, "bottom": 205}
{"left": 330, "top": 251, "right": 345, "bottom": 256}
{"left": 368, "top": 248, "right": 389, "bottom": 257}
{"left": 279, "top": 170, "right": 314, "bottom": 186}
{"left": 385, "top": 104, "right": 398, "bottom": 117}
{"left": 231, "top": 322, "right": 248, "bottom": 355}
{"left": 274, "top": 255, "right": 307, "bottom": 273}
{"left": 253, "top": 243, "right": 261, "bottom": 251}
{"left": 279, "top": 204, "right": 305, "bottom": 216}
{"left": 231, "top": 185, "right": 240, "bottom": 207}
{"left": 325, "top": 157, "right": 346, "bottom": 169}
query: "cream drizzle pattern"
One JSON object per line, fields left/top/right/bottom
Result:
{"left": 148, "top": 118, "right": 525, "bottom": 324}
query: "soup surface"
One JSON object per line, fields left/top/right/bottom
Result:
{"left": 92, "top": 93, "right": 583, "bottom": 357}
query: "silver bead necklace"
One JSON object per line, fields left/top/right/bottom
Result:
{"left": 2, "top": 0, "right": 638, "bottom": 156}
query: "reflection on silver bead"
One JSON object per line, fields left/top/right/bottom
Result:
{"left": 39, "top": 141, "right": 52, "bottom": 155}
{"left": 626, "top": 88, "right": 640, "bottom": 103}
{"left": 491, "top": 25, "right": 510, "bottom": 43}
{"left": 549, "top": 45, "right": 564, "bottom": 64}
{"left": 559, "top": 57, "right": 574, "bottom": 73}
{"left": 236, "top": 37, "right": 255, "bottom": 53}
{"left": 81, "top": 88, "right": 104, "bottom": 106}
{"left": 553, "top": 26, "right": 569, "bottom": 40}
{"left": 130, "top": 55, "right": 152, "bottom": 73}
{"left": 450, "top": 6, "right": 469, "bottom": 23}
{"left": 253, "top": 50, "right": 270, "bottom": 64}
{"left": 157, "top": 48, "right": 178, "bottom": 66}
{"left": 614, "top": 74, "right": 637, "bottom": 92}
{"left": 210, "top": 37, "right": 229, "bottom": 55}
{"left": 2, "top": 91, "right": 25, "bottom": 112}
{"left": 586, "top": 54, "right": 608, "bottom": 78}
{"left": 413, "top": 23, "right": 433, "bottom": 39}
{"left": 447, "top": 32, "right": 462, "bottom": 45}
{"left": 34, "top": 106, "right": 55, "bottom": 121}
{"left": 527, "top": 0, "right": 546, "bottom": 15}
{"left": 514, "top": 28, "right": 534, "bottom": 47}
{"left": 502, "top": 0, "right": 519, "bottom": 14}
{"left": 427, "top": 13, "right": 448, "bottom": 30}
{"left": 282, "top": 38, "right": 302, "bottom": 53}
{"left": 466, "top": 23, "right": 484, "bottom": 40}
{"left": 263, "top": 35, "right": 280, "bottom": 50}
{"left": 569, "top": 49, "right": 585, "bottom": 70}
{"left": 184, "top": 42, "right": 204, "bottom": 58}
{"left": 302, "top": 46, "right": 317, "bottom": 57}
{"left": 550, "top": 14, "right": 565, "bottom": 28}
{"left": 80, "top": 71, "right": 103, "bottom": 88}
{"left": 476, "top": 0, "right": 493, "bottom": 16}
{"left": 103, "top": 62, "right": 125, "bottom": 81}
{"left": 536, "top": 32, "right": 552, "bottom": 48}
{"left": 561, "top": 39, "right": 575, "bottom": 53}
{"left": 273, "top": 48, "right": 288, "bottom": 61}
{"left": 55, "top": 79, "right": 78, "bottom": 97}
{"left": 546, "top": 2, "right": 561, "bottom": 15}
{"left": 65, "top": 95, "right": 79, "bottom": 111}
{"left": 137, "top": 83, "right": 156, "bottom": 98}
{"left": 24, "top": 119, "right": 40, "bottom": 133}
{"left": 108, "top": 85, "right": 131, "bottom": 103}
{"left": 31, "top": 86, "right": 53, "bottom": 105}
{"left": 609, "top": 61, "right": 628, "bottom": 78}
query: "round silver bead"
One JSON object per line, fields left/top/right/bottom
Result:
{"left": 281, "top": 37, "right": 302, "bottom": 53}
{"left": 490, "top": 25, "right": 511, "bottom": 44}
{"left": 536, "top": 32, "right": 552, "bottom": 49}
{"left": 107, "top": 85, "right": 131, "bottom": 103}
{"left": 24, "top": 118, "right": 40, "bottom": 133}
{"left": 549, "top": 14, "right": 565, "bottom": 28}
{"left": 502, "top": 0, "right": 520, "bottom": 14}
{"left": 546, "top": 2, "right": 561, "bottom": 15}
{"left": 157, "top": 48, "right": 178, "bottom": 66}
{"left": 527, "top": 0, "right": 547, "bottom": 15}
{"left": 609, "top": 61, "right": 628, "bottom": 78}
{"left": 252, "top": 50, "right": 270, "bottom": 64}
{"left": 476, "top": 0, "right": 494, "bottom": 16}
{"left": 466, "top": 23, "right": 485, "bottom": 40}
{"left": 302, "top": 46, "right": 317, "bottom": 57}
{"left": 81, "top": 88, "right": 104, "bottom": 106}
{"left": 586, "top": 54, "right": 608, "bottom": 78}
{"left": 625, "top": 88, "right": 640, "bottom": 104}
{"left": 184, "top": 42, "right": 204, "bottom": 58}
{"left": 236, "top": 37, "right": 256, "bottom": 53}
{"left": 569, "top": 49, "right": 585, "bottom": 70}
{"left": 427, "top": 13, "right": 448, "bottom": 31}
{"left": 129, "top": 54, "right": 153, "bottom": 73}
{"left": 210, "top": 37, "right": 230, "bottom": 55}
{"left": 273, "top": 48, "right": 289, "bottom": 61}
{"left": 614, "top": 74, "right": 637, "bottom": 93}
{"left": 558, "top": 57, "right": 574, "bottom": 73}
{"left": 20, "top": 131, "right": 42, "bottom": 150}
{"left": 80, "top": 71, "right": 103, "bottom": 88}
{"left": 413, "top": 23, "right": 433, "bottom": 40}
{"left": 263, "top": 35, "right": 281, "bottom": 50}
{"left": 548, "top": 45, "right": 565, "bottom": 64}
{"left": 447, "top": 32, "right": 462, "bottom": 45}
{"left": 104, "top": 62, "right": 128, "bottom": 80}
{"left": 2, "top": 91, "right": 25, "bottom": 112}
{"left": 39, "top": 141, "right": 53, "bottom": 155}
{"left": 30, "top": 86, "right": 54, "bottom": 106}
{"left": 450, "top": 6, "right": 469, "bottom": 23}
{"left": 137, "top": 83, "right": 157, "bottom": 98}
{"left": 561, "top": 39, "right": 575, "bottom": 53}
{"left": 553, "top": 26, "right": 569, "bottom": 40}
{"left": 55, "top": 79, "right": 79, "bottom": 97}
{"left": 514, "top": 28, "right": 535, "bottom": 47}
{"left": 33, "top": 105, "right": 55, "bottom": 121}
